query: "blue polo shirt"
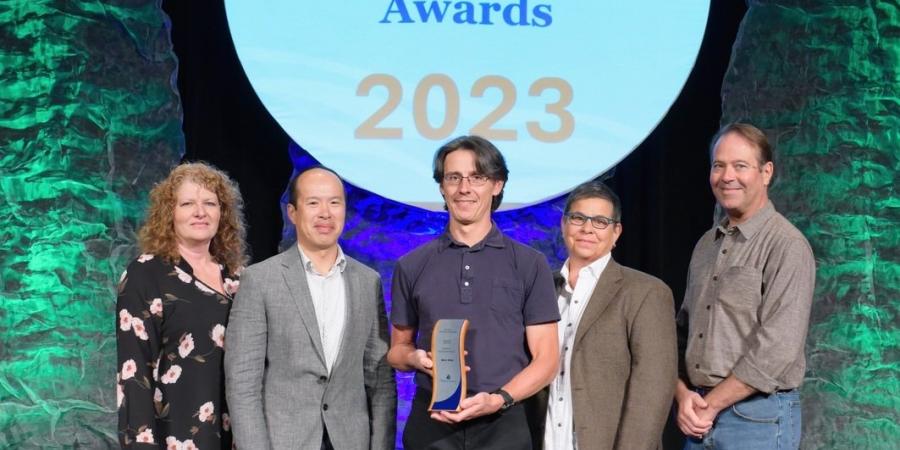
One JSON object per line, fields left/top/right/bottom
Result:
{"left": 391, "top": 225, "right": 560, "bottom": 394}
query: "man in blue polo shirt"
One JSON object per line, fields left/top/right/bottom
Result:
{"left": 388, "top": 136, "right": 560, "bottom": 449}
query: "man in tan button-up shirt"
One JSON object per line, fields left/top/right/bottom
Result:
{"left": 675, "top": 123, "right": 815, "bottom": 450}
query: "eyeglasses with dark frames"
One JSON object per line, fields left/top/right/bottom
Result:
{"left": 564, "top": 212, "right": 618, "bottom": 230}
{"left": 443, "top": 173, "right": 491, "bottom": 186}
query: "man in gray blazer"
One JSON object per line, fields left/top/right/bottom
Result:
{"left": 529, "top": 181, "right": 677, "bottom": 449}
{"left": 225, "top": 167, "right": 396, "bottom": 450}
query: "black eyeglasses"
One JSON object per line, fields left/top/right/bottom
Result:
{"left": 443, "top": 174, "right": 491, "bottom": 186}
{"left": 564, "top": 212, "right": 618, "bottom": 230}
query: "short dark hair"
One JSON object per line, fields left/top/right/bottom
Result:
{"left": 432, "top": 135, "right": 509, "bottom": 211}
{"left": 710, "top": 122, "right": 773, "bottom": 166}
{"left": 287, "top": 165, "right": 344, "bottom": 206}
{"left": 710, "top": 122, "right": 775, "bottom": 186}
{"left": 563, "top": 181, "right": 622, "bottom": 222}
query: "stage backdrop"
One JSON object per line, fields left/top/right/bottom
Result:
{"left": 719, "top": 2, "right": 900, "bottom": 447}
{"left": 0, "top": 1, "right": 897, "bottom": 449}
{"left": 0, "top": 0, "right": 182, "bottom": 446}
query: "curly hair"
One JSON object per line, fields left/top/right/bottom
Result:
{"left": 138, "top": 162, "right": 248, "bottom": 272}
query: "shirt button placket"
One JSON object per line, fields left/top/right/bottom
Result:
{"left": 460, "top": 253, "right": 473, "bottom": 303}
{"left": 713, "top": 236, "right": 731, "bottom": 282}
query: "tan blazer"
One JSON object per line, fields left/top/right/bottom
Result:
{"left": 528, "top": 259, "right": 677, "bottom": 450}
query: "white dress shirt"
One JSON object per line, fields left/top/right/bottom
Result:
{"left": 544, "top": 253, "right": 611, "bottom": 450}
{"left": 298, "top": 245, "right": 347, "bottom": 374}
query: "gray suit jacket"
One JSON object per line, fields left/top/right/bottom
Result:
{"left": 528, "top": 259, "right": 677, "bottom": 450}
{"left": 225, "top": 246, "right": 396, "bottom": 450}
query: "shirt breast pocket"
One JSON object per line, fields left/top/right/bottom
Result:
{"left": 717, "top": 266, "right": 763, "bottom": 311}
{"left": 491, "top": 278, "right": 524, "bottom": 319}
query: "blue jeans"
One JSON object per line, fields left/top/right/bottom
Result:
{"left": 684, "top": 390, "right": 801, "bottom": 450}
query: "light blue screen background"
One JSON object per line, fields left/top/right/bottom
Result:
{"left": 226, "top": 0, "right": 709, "bottom": 208}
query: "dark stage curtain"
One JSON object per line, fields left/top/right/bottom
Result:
{"left": 163, "top": 2, "right": 747, "bottom": 448}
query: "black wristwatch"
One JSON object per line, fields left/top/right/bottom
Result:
{"left": 492, "top": 388, "right": 515, "bottom": 410}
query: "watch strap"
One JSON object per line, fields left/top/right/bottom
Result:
{"left": 492, "top": 388, "right": 515, "bottom": 410}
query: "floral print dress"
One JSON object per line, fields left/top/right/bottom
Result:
{"left": 116, "top": 254, "right": 239, "bottom": 449}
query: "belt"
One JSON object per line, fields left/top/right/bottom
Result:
{"left": 695, "top": 386, "right": 796, "bottom": 395}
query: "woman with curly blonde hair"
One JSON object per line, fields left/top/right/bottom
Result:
{"left": 116, "top": 162, "right": 248, "bottom": 448}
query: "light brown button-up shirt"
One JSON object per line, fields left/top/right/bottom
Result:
{"left": 677, "top": 201, "right": 815, "bottom": 393}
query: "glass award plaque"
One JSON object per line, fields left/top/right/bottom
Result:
{"left": 429, "top": 319, "right": 469, "bottom": 412}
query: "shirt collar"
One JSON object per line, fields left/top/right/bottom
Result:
{"left": 176, "top": 258, "right": 228, "bottom": 277}
{"left": 439, "top": 222, "right": 506, "bottom": 251}
{"left": 716, "top": 200, "right": 775, "bottom": 240}
{"left": 559, "top": 253, "right": 611, "bottom": 292}
{"left": 297, "top": 244, "right": 347, "bottom": 275}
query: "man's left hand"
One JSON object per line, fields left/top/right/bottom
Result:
{"left": 694, "top": 397, "right": 721, "bottom": 426}
{"left": 694, "top": 375, "right": 756, "bottom": 428}
{"left": 430, "top": 392, "right": 503, "bottom": 423}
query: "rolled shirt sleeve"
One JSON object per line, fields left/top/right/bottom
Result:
{"left": 732, "top": 236, "right": 816, "bottom": 393}
{"left": 681, "top": 202, "right": 816, "bottom": 392}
